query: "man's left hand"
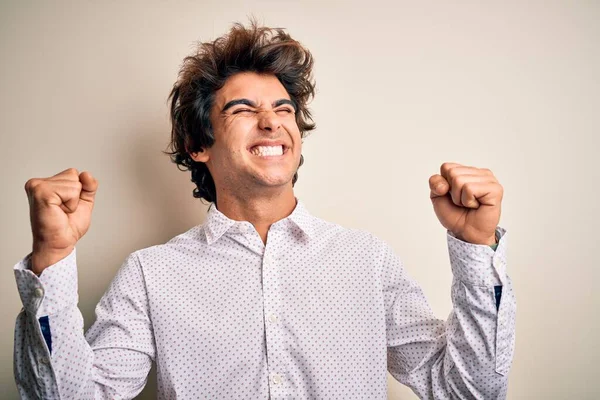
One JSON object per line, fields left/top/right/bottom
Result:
{"left": 429, "top": 162, "right": 503, "bottom": 245}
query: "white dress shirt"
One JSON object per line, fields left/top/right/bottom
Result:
{"left": 13, "top": 200, "right": 516, "bottom": 399}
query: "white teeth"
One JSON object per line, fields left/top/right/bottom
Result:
{"left": 251, "top": 145, "right": 284, "bottom": 157}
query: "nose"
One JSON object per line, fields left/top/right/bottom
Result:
{"left": 257, "top": 109, "right": 282, "bottom": 132}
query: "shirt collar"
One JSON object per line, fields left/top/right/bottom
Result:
{"left": 202, "top": 199, "right": 314, "bottom": 245}
{"left": 202, "top": 203, "right": 236, "bottom": 245}
{"left": 286, "top": 200, "right": 314, "bottom": 238}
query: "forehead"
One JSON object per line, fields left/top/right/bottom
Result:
{"left": 215, "top": 72, "right": 290, "bottom": 105}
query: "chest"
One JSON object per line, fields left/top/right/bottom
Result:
{"left": 145, "top": 244, "right": 384, "bottom": 339}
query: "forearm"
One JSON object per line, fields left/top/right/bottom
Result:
{"left": 443, "top": 226, "right": 516, "bottom": 396}
{"left": 13, "top": 248, "right": 101, "bottom": 399}
{"left": 386, "top": 227, "right": 516, "bottom": 399}
{"left": 14, "top": 304, "right": 97, "bottom": 399}
{"left": 388, "top": 279, "right": 516, "bottom": 399}
{"left": 444, "top": 276, "right": 517, "bottom": 397}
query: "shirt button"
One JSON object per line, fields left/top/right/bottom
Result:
{"left": 34, "top": 287, "right": 44, "bottom": 298}
{"left": 268, "top": 314, "right": 278, "bottom": 323}
{"left": 272, "top": 374, "right": 282, "bottom": 384}
{"left": 239, "top": 224, "right": 248, "bottom": 234}
{"left": 40, "top": 356, "right": 50, "bottom": 364}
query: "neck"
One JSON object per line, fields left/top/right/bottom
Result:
{"left": 214, "top": 187, "right": 297, "bottom": 244}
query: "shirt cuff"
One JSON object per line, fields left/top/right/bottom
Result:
{"left": 13, "top": 247, "right": 79, "bottom": 318}
{"left": 447, "top": 226, "right": 508, "bottom": 287}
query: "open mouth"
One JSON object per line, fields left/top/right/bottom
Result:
{"left": 249, "top": 145, "right": 286, "bottom": 157}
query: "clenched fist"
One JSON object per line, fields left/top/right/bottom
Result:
{"left": 24, "top": 168, "right": 99, "bottom": 275}
{"left": 429, "top": 162, "right": 502, "bottom": 246}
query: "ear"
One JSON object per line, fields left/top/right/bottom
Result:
{"left": 189, "top": 148, "right": 210, "bottom": 163}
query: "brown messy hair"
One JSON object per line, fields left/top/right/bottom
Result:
{"left": 163, "top": 19, "right": 316, "bottom": 204}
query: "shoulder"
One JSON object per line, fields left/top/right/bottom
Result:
{"left": 309, "top": 213, "right": 389, "bottom": 253}
{"left": 130, "top": 224, "right": 205, "bottom": 266}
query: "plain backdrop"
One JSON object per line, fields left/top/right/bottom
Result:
{"left": 1, "top": 1, "right": 598, "bottom": 399}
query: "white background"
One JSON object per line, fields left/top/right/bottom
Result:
{"left": 1, "top": 1, "right": 598, "bottom": 398}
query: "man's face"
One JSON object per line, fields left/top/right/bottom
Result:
{"left": 191, "top": 72, "right": 302, "bottom": 196}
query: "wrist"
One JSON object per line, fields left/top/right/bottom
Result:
{"left": 31, "top": 245, "right": 74, "bottom": 275}
{"left": 454, "top": 232, "right": 497, "bottom": 246}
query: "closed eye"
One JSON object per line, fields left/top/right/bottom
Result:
{"left": 276, "top": 108, "right": 295, "bottom": 114}
{"left": 232, "top": 109, "right": 255, "bottom": 114}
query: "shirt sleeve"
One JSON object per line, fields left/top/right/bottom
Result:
{"left": 13, "top": 248, "right": 155, "bottom": 399}
{"left": 384, "top": 226, "right": 516, "bottom": 399}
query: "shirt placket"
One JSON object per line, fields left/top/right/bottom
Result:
{"left": 262, "top": 230, "right": 288, "bottom": 399}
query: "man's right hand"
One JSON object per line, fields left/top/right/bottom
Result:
{"left": 24, "top": 168, "right": 99, "bottom": 275}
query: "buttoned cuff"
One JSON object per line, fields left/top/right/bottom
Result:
{"left": 447, "top": 226, "right": 508, "bottom": 286}
{"left": 13, "top": 247, "right": 79, "bottom": 319}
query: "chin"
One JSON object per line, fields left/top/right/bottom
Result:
{"left": 252, "top": 171, "right": 295, "bottom": 188}
{"left": 258, "top": 176, "right": 293, "bottom": 188}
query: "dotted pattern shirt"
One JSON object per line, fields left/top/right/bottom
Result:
{"left": 13, "top": 201, "right": 516, "bottom": 399}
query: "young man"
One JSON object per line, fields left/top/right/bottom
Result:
{"left": 14, "top": 21, "right": 516, "bottom": 399}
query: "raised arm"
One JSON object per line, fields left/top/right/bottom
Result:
{"left": 14, "top": 168, "right": 154, "bottom": 399}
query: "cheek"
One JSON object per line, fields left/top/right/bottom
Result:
{"left": 285, "top": 121, "right": 302, "bottom": 141}
{"left": 229, "top": 116, "right": 254, "bottom": 130}
{"left": 218, "top": 121, "right": 254, "bottom": 155}
{"left": 208, "top": 138, "right": 241, "bottom": 165}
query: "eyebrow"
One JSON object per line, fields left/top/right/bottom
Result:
{"left": 221, "top": 98, "right": 297, "bottom": 113}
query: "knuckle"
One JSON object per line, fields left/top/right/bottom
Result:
{"left": 441, "top": 162, "right": 461, "bottom": 173}
{"left": 66, "top": 167, "right": 79, "bottom": 177}
{"left": 30, "top": 184, "right": 46, "bottom": 201}
{"left": 24, "top": 178, "right": 38, "bottom": 192}
{"left": 447, "top": 167, "right": 459, "bottom": 180}
{"left": 453, "top": 175, "right": 465, "bottom": 186}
